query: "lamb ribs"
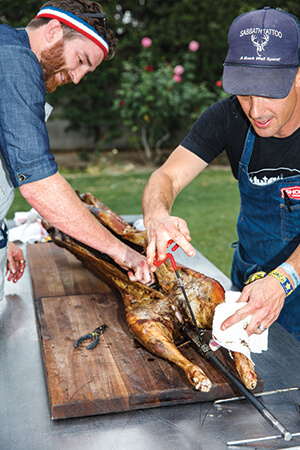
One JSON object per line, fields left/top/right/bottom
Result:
{"left": 42, "top": 192, "right": 257, "bottom": 392}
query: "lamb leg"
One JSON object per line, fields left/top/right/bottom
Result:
{"left": 232, "top": 351, "right": 257, "bottom": 390}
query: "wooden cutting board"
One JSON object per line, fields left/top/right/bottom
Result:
{"left": 27, "top": 243, "right": 263, "bottom": 420}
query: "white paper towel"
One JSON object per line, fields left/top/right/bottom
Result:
{"left": 9, "top": 209, "right": 48, "bottom": 244}
{"left": 212, "top": 291, "right": 268, "bottom": 362}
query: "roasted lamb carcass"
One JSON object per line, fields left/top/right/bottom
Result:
{"left": 42, "top": 193, "right": 257, "bottom": 391}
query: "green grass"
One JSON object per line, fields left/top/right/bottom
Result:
{"left": 8, "top": 166, "right": 240, "bottom": 277}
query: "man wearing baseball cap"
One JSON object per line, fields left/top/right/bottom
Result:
{"left": 142, "top": 7, "right": 300, "bottom": 340}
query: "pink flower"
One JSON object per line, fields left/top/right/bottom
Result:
{"left": 174, "top": 65, "right": 184, "bottom": 75}
{"left": 215, "top": 80, "right": 222, "bottom": 87}
{"left": 188, "top": 40, "right": 199, "bottom": 52}
{"left": 119, "top": 99, "right": 125, "bottom": 107}
{"left": 145, "top": 65, "right": 154, "bottom": 72}
{"left": 172, "top": 74, "right": 182, "bottom": 83}
{"left": 141, "top": 37, "right": 152, "bottom": 48}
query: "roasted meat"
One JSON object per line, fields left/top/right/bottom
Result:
{"left": 43, "top": 193, "right": 257, "bottom": 391}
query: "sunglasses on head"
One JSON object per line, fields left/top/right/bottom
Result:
{"left": 78, "top": 12, "right": 107, "bottom": 28}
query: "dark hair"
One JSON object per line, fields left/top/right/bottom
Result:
{"left": 27, "top": 0, "right": 117, "bottom": 59}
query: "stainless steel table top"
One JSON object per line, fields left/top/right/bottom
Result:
{"left": 1, "top": 233, "right": 300, "bottom": 450}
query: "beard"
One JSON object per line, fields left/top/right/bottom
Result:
{"left": 39, "top": 40, "right": 72, "bottom": 93}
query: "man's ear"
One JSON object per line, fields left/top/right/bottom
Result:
{"left": 44, "top": 19, "right": 63, "bottom": 45}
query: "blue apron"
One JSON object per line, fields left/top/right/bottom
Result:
{"left": 231, "top": 126, "right": 300, "bottom": 340}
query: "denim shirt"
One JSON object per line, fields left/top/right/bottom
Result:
{"left": 0, "top": 25, "right": 58, "bottom": 188}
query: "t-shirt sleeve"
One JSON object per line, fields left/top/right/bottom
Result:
{"left": 0, "top": 45, "right": 57, "bottom": 187}
{"left": 180, "top": 99, "right": 230, "bottom": 164}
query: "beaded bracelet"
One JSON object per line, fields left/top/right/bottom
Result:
{"left": 268, "top": 270, "right": 294, "bottom": 296}
{"left": 278, "top": 262, "right": 300, "bottom": 289}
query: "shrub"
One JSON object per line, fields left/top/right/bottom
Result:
{"left": 114, "top": 38, "right": 225, "bottom": 162}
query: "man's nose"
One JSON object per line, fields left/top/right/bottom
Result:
{"left": 249, "top": 96, "right": 266, "bottom": 119}
{"left": 70, "top": 67, "right": 87, "bottom": 85}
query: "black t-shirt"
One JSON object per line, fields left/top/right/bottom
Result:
{"left": 181, "top": 95, "right": 300, "bottom": 184}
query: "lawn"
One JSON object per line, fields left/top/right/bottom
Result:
{"left": 8, "top": 166, "right": 240, "bottom": 278}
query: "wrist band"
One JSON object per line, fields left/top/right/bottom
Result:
{"left": 268, "top": 270, "right": 294, "bottom": 296}
{"left": 278, "top": 262, "right": 300, "bottom": 289}
{"left": 244, "top": 271, "right": 267, "bottom": 285}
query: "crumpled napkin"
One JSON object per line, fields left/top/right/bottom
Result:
{"left": 212, "top": 290, "right": 268, "bottom": 362}
{"left": 9, "top": 208, "right": 48, "bottom": 244}
{"left": 133, "top": 218, "right": 146, "bottom": 231}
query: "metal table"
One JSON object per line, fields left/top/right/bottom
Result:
{"left": 1, "top": 221, "right": 300, "bottom": 450}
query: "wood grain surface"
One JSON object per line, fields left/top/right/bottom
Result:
{"left": 27, "top": 243, "right": 263, "bottom": 419}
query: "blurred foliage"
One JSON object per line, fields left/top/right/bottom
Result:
{"left": 114, "top": 43, "right": 221, "bottom": 161}
{"left": 0, "top": 0, "right": 41, "bottom": 26}
{"left": 1, "top": 0, "right": 300, "bottom": 153}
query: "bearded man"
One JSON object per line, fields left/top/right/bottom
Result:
{"left": 0, "top": 0, "right": 153, "bottom": 301}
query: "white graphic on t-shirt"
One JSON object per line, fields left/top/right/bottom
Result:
{"left": 249, "top": 167, "right": 300, "bottom": 185}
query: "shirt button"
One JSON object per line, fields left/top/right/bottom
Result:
{"left": 18, "top": 174, "right": 26, "bottom": 182}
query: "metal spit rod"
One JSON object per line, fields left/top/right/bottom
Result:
{"left": 214, "top": 387, "right": 300, "bottom": 404}
{"left": 181, "top": 325, "right": 292, "bottom": 442}
{"left": 227, "top": 431, "right": 300, "bottom": 446}
{"left": 156, "top": 241, "right": 293, "bottom": 442}
{"left": 153, "top": 240, "right": 205, "bottom": 343}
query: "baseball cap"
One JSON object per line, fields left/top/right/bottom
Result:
{"left": 223, "top": 6, "right": 300, "bottom": 98}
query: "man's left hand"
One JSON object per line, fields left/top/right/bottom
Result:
{"left": 221, "top": 276, "right": 286, "bottom": 335}
{"left": 6, "top": 242, "right": 26, "bottom": 283}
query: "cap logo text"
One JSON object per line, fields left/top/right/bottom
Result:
{"left": 239, "top": 28, "right": 283, "bottom": 61}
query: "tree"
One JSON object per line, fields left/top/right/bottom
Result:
{"left": 0, "top": 0, "right": 41, "bottom": 26}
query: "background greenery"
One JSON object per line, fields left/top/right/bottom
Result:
{"left": 2, "top": 0, "right": 300, "bottom": 154}
{"left": 8, "top": 166, "right": 239, "bottom": 277}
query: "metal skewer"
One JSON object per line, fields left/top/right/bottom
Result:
{"left": 227, "top": 432, "right": 300, "bottom": 447}
{"left": 214, "top": 386, "right": 299, "bottom": 404}
{"left": 154, "top": 240, "right": 292, "bottom": 441}
{"left": 181, "top": 325, "right": 292, "bottom": 442}
{"left": 154, "top": 240, "right": 205, "bottom": 342}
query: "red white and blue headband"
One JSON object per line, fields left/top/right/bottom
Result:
{"left": 35, "top": 6, "right": 109, "bottom": 59}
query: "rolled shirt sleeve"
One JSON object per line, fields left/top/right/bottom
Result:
{"left": 0, "top": 42, "right": 58, "bottom": 188}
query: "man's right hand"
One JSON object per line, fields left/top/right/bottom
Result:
{"left": 112, "top": 243, "right": 154, "bottom": 285}
{"left": 141, "top": 145, "right": 208, "bottom": 270}
{"left": 144, "top": 214, "right": 195, "bottom": 270}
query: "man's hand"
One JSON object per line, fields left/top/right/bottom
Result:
{"left": 141, "top": 146, "right": 207, "bottom": 270}
{"left": 6, "top": 242, "right": 26, "bottom": 283}
{"left": 113, "top": 244, "right": 154, "bottom": 285}
{"left": 221, "top": 275, "right": 286, "bottom": 335}
{"left": 145, "top": 215, "right": 195, "bottom": 270}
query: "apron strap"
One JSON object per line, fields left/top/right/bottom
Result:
{"left": 240, "top": 125, "right": 255, "bottom": 166}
